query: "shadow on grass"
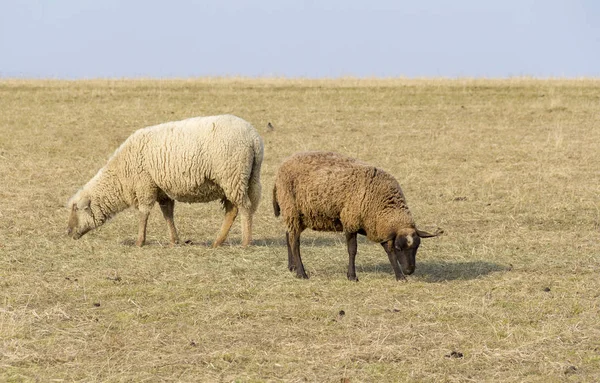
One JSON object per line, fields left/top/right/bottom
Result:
{"left": 119, "top": 238, "right": 210, "bottom": 247}
{"left": 120, "top": 237, "right": 505, "bottom": 282}
{"left": 120, "top": 236, "right": 343, "bottom": 248}
{"left": 252, "top": 237, "right": 345, "bottom": 247}
{"left": 360, "top": 260, "right": 508, "bottom": 282}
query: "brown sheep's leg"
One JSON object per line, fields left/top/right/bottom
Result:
{"left": 381, "top": 241, "right": 406, "bottom": 281}
{"left": 213, "top": 200, "right": 238, "bottom": 248}
{"left": 136, "top": 209, "right": 151, "bottom": 247}
{"left": 286, "top": 231, "right": 296, "bottom": 271}
{"left": 290, "top": 229, "right": 308, "bottom": 279}
{"left": 239, "top": 206, "right": 253, "bottom": 247}
{"left": 158, "top": 198, "right": 179, "bottom": 245}
{"left": 346, "top": 232, "right": 359, "bottom": 281}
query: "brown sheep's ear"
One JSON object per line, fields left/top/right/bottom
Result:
{"left": 416, "top": 227, "right": 443, "bottom": 238}
{"left": 76, "top": 197, "right": 91, "bottom": 211}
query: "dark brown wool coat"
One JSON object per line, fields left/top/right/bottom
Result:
{"left": 273, "top": 151, "right": 438, "bottom": 281}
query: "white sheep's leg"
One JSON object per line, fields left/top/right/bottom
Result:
{"left": 159, "top": 198, "right": 179, "bottom": 245}
{"left": 239, "top": 206, "right": 253, "bottom": 247}
{"left": 346, "top": 232, "right": 359, "bottom": 282}
{"left": 213, "top": 200, "right": 238, "bottom": 248}
{"left": 136, "top": 209, "right": 151, "bottom": 247}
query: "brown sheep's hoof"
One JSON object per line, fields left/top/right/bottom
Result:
{"left": 296, "top": 272, "right": 309, "bottom": 279}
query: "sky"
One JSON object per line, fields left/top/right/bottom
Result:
{"left": 1, "top": 0, "right": 599, "bottom": 78}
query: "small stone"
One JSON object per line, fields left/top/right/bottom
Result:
{"left": 445, "top": 351, "right": 464, "bottom": 359}
{"left": 564, "top": 365, "right": 577, "bottom": 375}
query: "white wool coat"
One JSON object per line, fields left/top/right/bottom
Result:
{"left": 70, "top": 114, "right": 263, "bottom": 225}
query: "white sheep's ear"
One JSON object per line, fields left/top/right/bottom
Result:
{"left": 76, "top": 197, "right": 91, "bottom": 211}
{"left": 416, "top": 227, "right": 443, "bottom": 238}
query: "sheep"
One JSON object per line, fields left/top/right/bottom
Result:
{"left": 272, "top": 151, "right": 440, "bottom": 281}
{"left": 67, "top": 114, "right": 263, "bottom": 247}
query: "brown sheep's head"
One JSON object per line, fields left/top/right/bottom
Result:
{"left": 382, "top": 228, "right": 441, "bottom": 280}
{"left": 67, "top": 193, "right": 97, "bottom": 239}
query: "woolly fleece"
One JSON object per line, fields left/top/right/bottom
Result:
{"left": 68, "top": 114, "right": 263, "bottom": 246}
{"left": 273, "top": 151, "right": 415, "bottom": 242}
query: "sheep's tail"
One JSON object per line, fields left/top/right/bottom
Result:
{"left": 272, "top": 184, "right": 280, "bottom": 217}
{"left": 246, "top": 135, "right": 264, "bottom": 214}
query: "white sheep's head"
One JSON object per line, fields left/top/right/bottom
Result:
{"left": 67, "top": 192, "right": 97, "bottom": 239}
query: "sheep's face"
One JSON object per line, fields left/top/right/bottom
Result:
{"left": 67, "top": 195, "right": 96, "bottom": 239}
{"left": 393, "top": 231, "right": 421, "bottom": 276}
{"left": 382, "top": 227, "right": 441, "bottom": 280}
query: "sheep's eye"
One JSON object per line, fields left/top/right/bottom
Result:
{"left": 395, "top": 236, "right": 408, "bottom": 250}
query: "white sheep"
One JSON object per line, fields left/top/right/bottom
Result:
{"left": 67, "top": 114, "right": 263, "bottom": 247}
{"left": 273, "top": 151, "right": 440, "bottom": 281}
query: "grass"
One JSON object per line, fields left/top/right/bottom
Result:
{"left": 1, "top": 78, "right": 600, "bottom": 382}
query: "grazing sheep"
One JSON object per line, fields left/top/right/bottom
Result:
{"left": 67, "top": 114, "right": 263, "bottom": 247}
{"left": 273, "top": 151, "right": 440, "bottom": 281}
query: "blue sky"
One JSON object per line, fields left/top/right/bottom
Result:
{"left": 1, "top": 0, "right": 599, "bottom": 78}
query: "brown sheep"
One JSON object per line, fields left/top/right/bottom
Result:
{"left": 273, "top": 151, "right": 440, "bottom": 281}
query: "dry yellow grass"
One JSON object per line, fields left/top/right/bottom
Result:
{"left": 1, "top": 78, "right": 599, "bottom": 382}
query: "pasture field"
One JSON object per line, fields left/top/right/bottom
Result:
{"left": 1, "top": 78, "right": 600, "bottom": 382}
